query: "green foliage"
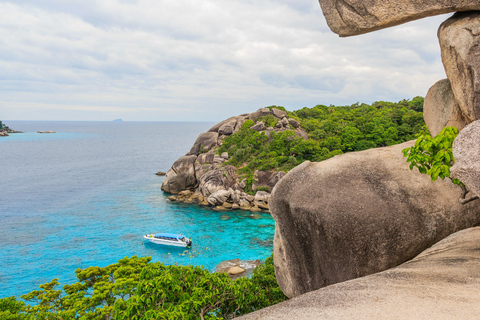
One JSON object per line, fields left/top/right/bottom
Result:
{"left": 257, "top": 115, "right": 278, "bottom": 128}
{"left": 0, "top": 255, "right": 286, "bottom": 319}
{"left": 218, "top": 98, "right": 425, "bottom": 186}
{"left": 402, "top": 126, "right": 460, "bottom": 184}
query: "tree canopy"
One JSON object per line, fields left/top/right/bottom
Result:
{"left": 0, "top": 255, "right": 286, "bottom": 320}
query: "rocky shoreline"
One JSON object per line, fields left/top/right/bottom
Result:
{"left": 160, "top": 107, "right": 307, "bottom": 213}
{"left": 0, "top": 128, "right": 22, "bottom": 137}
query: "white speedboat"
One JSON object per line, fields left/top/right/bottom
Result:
{"left": 143, "top": 232, "right": 192, "bottom": 247}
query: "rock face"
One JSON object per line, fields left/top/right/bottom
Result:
{"left": 423, "top": 78, "right": 467, "bottom": 136}
{"left": 270, "top": 140, "right": 480, "bottom": 298}
{"left": 317, "top": 0, "right": 480, "bottom": 37}
{"left": 161, "top": 155, "right": 197, "bottom": 194}
{"left": 439, "top": 11, "right": 480, "bottom": 123}
{"left": 451, "top": 120, "right": 480, "bottom": 198}
{"left": 188, "top": 132, "right": 219, "bottom": 156}
{"left": 238, "top": 226, "right": 480, "bottom": 319}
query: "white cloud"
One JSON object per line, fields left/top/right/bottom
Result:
{"left": 0, "top": 0, "right": 450, "bottom": 121}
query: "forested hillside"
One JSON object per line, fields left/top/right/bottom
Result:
{"left": 218, "top": 97, "right": 425, "bottom": 191}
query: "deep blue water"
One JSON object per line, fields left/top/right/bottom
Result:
{"left": 0, "top": 121, "right": 275, "bottom": 298}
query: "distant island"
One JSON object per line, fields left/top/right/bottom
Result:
{"left": 113, "top": 119, "right": 123, "bottom": 122}
{"left": 0, "top": 121, "right": 22, "bottom": 136}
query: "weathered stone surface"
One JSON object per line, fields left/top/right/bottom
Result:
{"left": 213, "top": 154, "right": 225, "bottom": 164}
{"left": 318, "top": 0, "right": 480, "bottom": 37}
{"left": 207, "top": 189, "right": 232, "bottom": 206}
{"left": 272, "top": 108, "right": 287, "bottom": 119}
{"left": 239, "top": 227, "right": 480, "bottom": 319}
{"left": 178, "top": 190, "right": 193, "bottom": 197}
{"left": 423, "top": 78, "right": 467, "bottom": 136}
{"left": 250, "top": 121, "right": 265, "bottom": 132}
{"left": 218, "top": 117, "right": 240, "bottom": 135}
{"left": 198, "top": 166, "right": 237, "bottom": 199}
{"left": 208, "top": 116, "right": 242, "bottom": 133}
{"left": 187, "top": 132, "right": 219, "bottom": 155}
{"left": 227, "top": 266, "right": 246, "bottom": 276}
{"left": 194, "top": 163, "right": 212, "bottom": 183}
{"left": 216, "top": 258, "right": 260, "bottom": 279}
{"left": 249, "top": 206, "right": 262, "bottom": 212}
{"left": 161, "top": 155, "right": 197, "bottom": 194}
{"left": 295, "top": 128, "right": 309, "bottom": 140}
{"left": 253, "top": 170, "right": 286, "bottom": 191}
{"left": 198, "top": 170, "right": 225, "bottom": 198}
{"left": 249, "top": 108, "right": 271, "bottom": 121}
{"left": 271, "top": 141, "right": 480, "bottom": 298}
{"left": 451, "top": 120, "right": 480, "bottom": 198}
{"left": 254, "top": 191, "right": 271, "bottom": 202}
{"left": 221, "top": 152, "right": 229, "bottom": 160}
{"left": 439, "top": 11, "right": 480, "bottom": 123}
{"left": 196, "top": 153, "right": 215, "bottom": 164}
{"left": 288, "top": 118, "right": 300, "bottom": 128}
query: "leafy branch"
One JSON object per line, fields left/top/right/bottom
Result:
{"left": 402, "top": 126, "right": 478, "bottom": 204}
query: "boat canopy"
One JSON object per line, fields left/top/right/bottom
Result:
{"left": 154, "top": 233, "right": 185, "bottom": 239}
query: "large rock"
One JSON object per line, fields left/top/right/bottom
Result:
{"left": 451, "top": 120, "right": 480, "bottom": 198}
{"left": 252, "top": 170, "right": 286, "bottom": 192}
{"left": 423, "top": 78, "right": 467, "bottom": 136}
{"left": 270, "top": 141, "right": 480, "bottom": 298}
{"left": 198, "top": 170, "right": 225, "bottom": 198}
{"left": 439, "top": 11, "right": 480, "bottom": 123}
{"left": 187, "top": 132, "right": 219, "bottom": 155}
{"left": 250, "top": 121, "right": 265, "bottom": 132}
{"left": 198, "top": 166, "right": 237, "bottom": 198}
{"left": 161, "top": 155, "right": 197, "bottom": 194}
{"left": 239, "top": 227, "right": 480, "bottom": 319}
{"left": 317, "top": 0, "right": 480, "bottom": 37}
{"left": 207, "top": 189, "right": 233, "bottom": 206}
{"left": 272, "top": 108, "right": 287, "bottom": 119}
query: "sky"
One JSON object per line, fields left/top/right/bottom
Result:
{"left": 0, "top": 0, "right": 451, "bottom": 122}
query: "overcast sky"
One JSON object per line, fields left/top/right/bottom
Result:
{"left": 0, "top": 0, "right": 450, "bottom": 122}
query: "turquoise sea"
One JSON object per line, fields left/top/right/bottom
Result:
{"left": 0, "top": 121, "right": 275, "bottom": 298}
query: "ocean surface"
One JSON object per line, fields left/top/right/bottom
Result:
{"left": 0, "top": 121, "right": 275, "bottom": 298}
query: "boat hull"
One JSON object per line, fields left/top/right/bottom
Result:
{"left": 143, "top": 235, "right": 190, "bottom": 247}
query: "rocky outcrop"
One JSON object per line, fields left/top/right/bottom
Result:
{"left": 239, "top": 226, "right": 480, "bottom": 319}
{"left": 252, "top": 170, "right": 286, "bottom": 192}
{"left": 0, "top": 131, "right": 8, "bottom": 136}
{"left": 423, "top": 78, "right": 467, "bottom": 136}
{"left": 187, "top": 132, "right": 219, "bottom": 156}
{"left": 161, "top": 155, "right": 197, "bottom": 194}
{"left": 439, "top": 11, "right": 480, "bottom": 123}
{"left": 270, "top": 140, "right": 480, "bottom": 298}
{"left": 216, "top": 258, "right": 260, "bottom": 280}
{"left": 451, "top": 120, "right": 480, "bottom": 198}
{"left": 317, "top": 0, "right": 480, "bottom": 37}
{"left": 161, "top": 107, "right": 306, "bottom": 211}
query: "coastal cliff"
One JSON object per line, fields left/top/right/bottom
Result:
{"left": 161, "top": 107, "right": 307, "bottom": 212}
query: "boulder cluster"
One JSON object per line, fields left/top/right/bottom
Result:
{"left": 215, "top": 258, "right": 260, "bottom": 280}
{"left": 161, "top": 107, "right": 307, "bottom": 212}
{"left": 266, "top": 0, "right": 480, "bottom": 301}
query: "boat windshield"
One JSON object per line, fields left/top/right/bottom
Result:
{"left": 154, "top": 233, "right": 185, "bottom": 240}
